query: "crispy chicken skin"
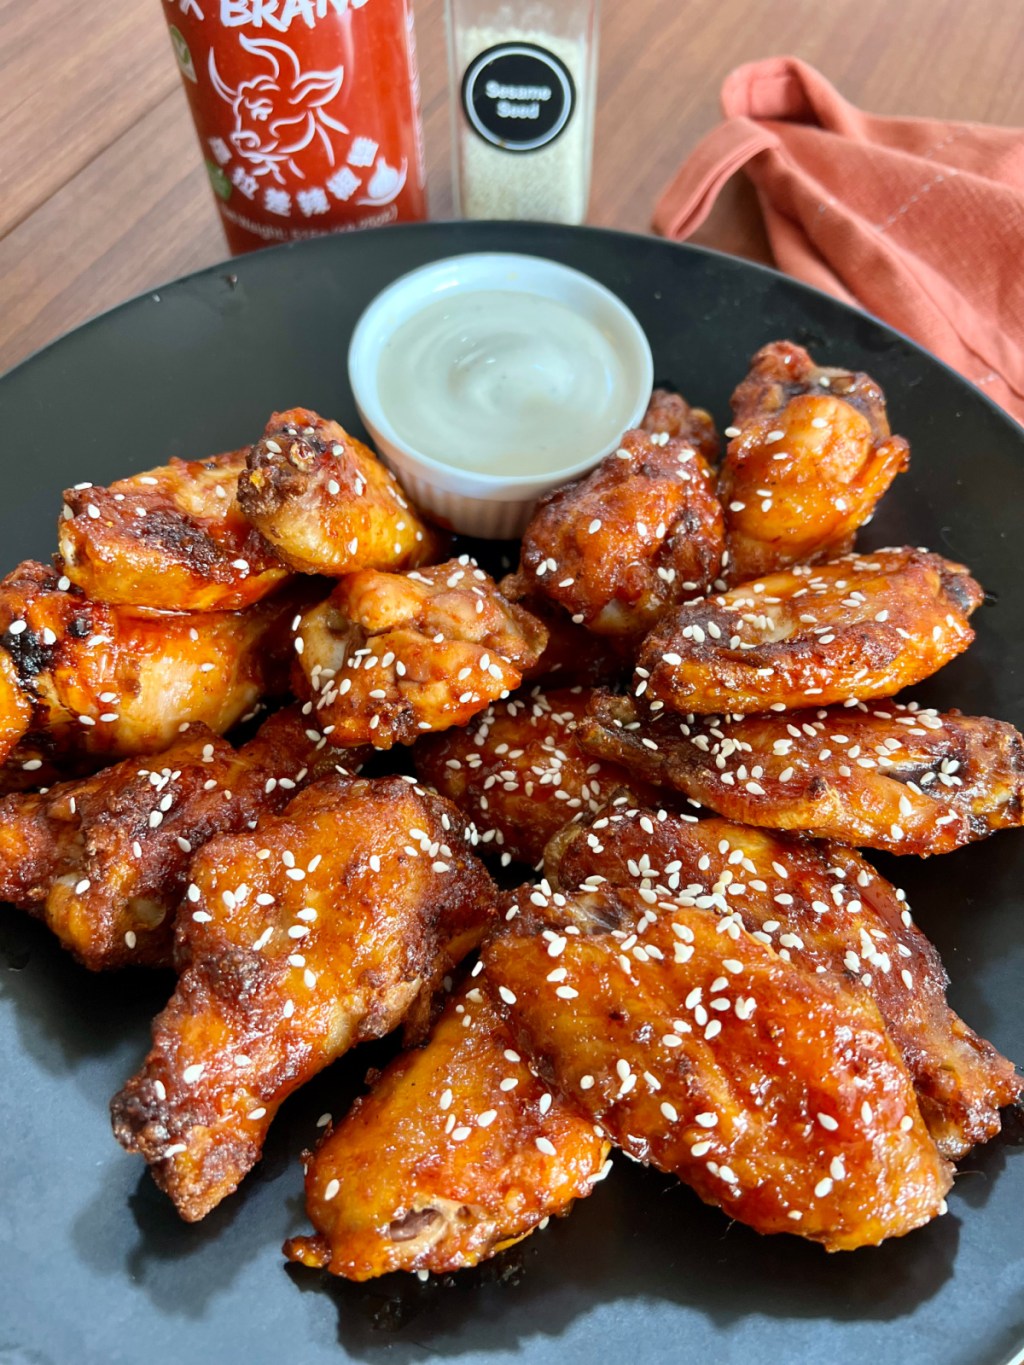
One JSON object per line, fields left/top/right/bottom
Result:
{"left": 484, "top": 883, "right": 952, "bottom": 1250}
{"left": 236, "top": 408, "right": 444, "bottom": 576}
{"left": 721, "top": 342, "right": 909, "bottom": 581}
{"left": 295, "top": 557, "right": 548, "bottom": 750}
{"left": 506, "top": 428, "right": 724, "bottom": 637}
{"left": 577, "top": 694, "right": 1024, "bottom": 856}
{"left": 635, "top": 548, "right": 982, "bottom": 716}
{"left": 640, "top": 388, "right": 721, "bottom": 465}
{"left": 415, "top": 686, "right": 651, "bottom": 868}
{"left": 546, "top": 807, "right": 1022, "bottom": 1159}
{"left": 0, "top": 707, "right": 355, "bottom": 971}
{"left": 284, "top": 978, "right": 610, "bottom": 1279}
{"left": 0, "top": 561, "right": 309, "bottom": 762}
{"left": 58, "top": 449, "right": 289, "bottom": 612}
{"left": 110, "top": 773, "right": 496, "bottom": 1221}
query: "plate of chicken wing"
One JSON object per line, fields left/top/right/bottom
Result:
{"left": 1, "top": 221, "right": 1022, "bottom": 1365}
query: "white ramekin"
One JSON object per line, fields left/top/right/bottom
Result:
{"left": 347, "top": 252, "right": 654, "bottom": 538}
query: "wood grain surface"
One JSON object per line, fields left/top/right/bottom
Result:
{"left": 2, "top": 0, "right": 1023, "bottom": 373}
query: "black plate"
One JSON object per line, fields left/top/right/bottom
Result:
{"left": 1, "top": 222, "right": 1022, "bottom": 1365}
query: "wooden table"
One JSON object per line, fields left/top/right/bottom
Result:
{"left": 2, "top": 0, "right": 1023, "bottom": 374}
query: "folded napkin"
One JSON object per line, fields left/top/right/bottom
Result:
{"left": 653, "top": 57, "right": 1024, "bottom": 425}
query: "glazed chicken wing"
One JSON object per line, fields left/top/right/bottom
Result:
{"left": 640, "top": 388, "right": 721, "bottom": 464}
{"left": 720, "top": 342, "right": 909, "bottom": 582}
{"left": 58, "top": 449, "right": 289, "bottom": 612}
{"left": 110, "top": 773, "right": 496, "bottom": 1221}
{"left": 506, "top": 428, "right": 724, "bottom": 637}
{"left": 635, "top": 548, "right": 982, "bottom": 716}
{"left": 0, "top": 706, "right": 355, "bottom": 971}
{"left": 236, "top": 408, "right": 444, "bottom": 576}
{"left": 547, "top": 807, "right": 1022, "bottom": 1159}
{"left": 284, "top": 977, "right": 610, "bottom": 1279}
{"left": 484, "top": 883, "right": 952, "bottom": 1250}
{"left": 295, "top": 557, "right": 547, "bottom": 749}
{"left": 415, "top": 686, "right": 651, "bottom": 869}
{"left": 0, "top": 561, "right": 311, "bottom": 764}
{"left": 577, "top": 693, "right": 1024, "bottom": 856}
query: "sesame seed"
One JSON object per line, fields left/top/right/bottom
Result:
{"left": 183, "top": 1063, "right": 205, "bottom": 1084}
{"left": 536, "top": 1137, "right": 557, "bottom": 1156}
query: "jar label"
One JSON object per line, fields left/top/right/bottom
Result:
{"left": 461, "top": 42, "right": 576, "bottom": 153}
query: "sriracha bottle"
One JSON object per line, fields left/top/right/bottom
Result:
{"left": 161, "top": 0, "right": 428, "bottom": 253}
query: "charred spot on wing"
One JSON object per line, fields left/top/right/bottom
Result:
{"left": 134, "top": 508, "right": 223, "bottom": 574}
{"left": 3, "top": 626, "right": 57, "bottom": 682}
{"left": 193, "top": 943, "right": 267, "bottom": 999}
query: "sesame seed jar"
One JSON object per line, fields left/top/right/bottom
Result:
{"left": 446, "top": 0, "right": 600, "bottom": 225}
{"left": 161, "top": 0, "right": 427, "bottom": 254}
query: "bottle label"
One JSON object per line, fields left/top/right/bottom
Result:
{"left": 461, "top": 42, "right": 576, "bottom": 153}
{"left": 161, "top": 0, "right": 427, "bottom": 249}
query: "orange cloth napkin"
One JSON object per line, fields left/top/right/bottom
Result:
{"left": 653, "top": 57, "right": 1024, "bottom": 425}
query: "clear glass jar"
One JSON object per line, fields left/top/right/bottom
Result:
{"left": 446, "top": 0, "right": 600, "bottom": 225}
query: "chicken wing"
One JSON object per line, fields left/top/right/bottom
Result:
{"left": 0, "top": 560, "right": 311, "bottom": 763}
{"left": 236, "top": 408, "right": 444, "bottom": 576}
{"left": 635, "top": 548, "right": 982, "bottom": 716}
{"left": 640, "top": 388, "right": 720, "bottom": 464}
{"left": 58, "top": 449, "right": 289, "bottom": 612}
{"left": 577, "top": 693, "right": 1024, "bottom": 856}
{"left": 546, "top": 806, "right": 1022, "bottom": 1159}
{"left": 110, "top": 773, "right": 496, "bottom": 1221}
{"left": 484, "top": 883, "right": 952, "bottom": 1250}
{"left": 415, "top": 686, "right": 651, "bottom": 868}
{"left": 720, "top": 342, "right": 909, "bottom": 581}
{"left": 0, "top": 706, "right": 355, "bottom": 971}
{"left": 505, "top": 428, "right": 724, "bottom": 637}
{"left": 284, "top": 977, "right": 611, "bottom": 1279}
{"left": 295, "top": 557, "right": 547, "bottom": 750}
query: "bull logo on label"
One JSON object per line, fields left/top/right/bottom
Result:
{"left": 209, "top": 34, "right": 349, "bottom": 180}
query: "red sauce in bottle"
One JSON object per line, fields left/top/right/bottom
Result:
{"left": 162, "top": 0, "right": 427, "bottom": 253}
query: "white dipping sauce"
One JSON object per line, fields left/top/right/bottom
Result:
{"left": 376, "top": 289, "right": 632, "bottom": 475}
